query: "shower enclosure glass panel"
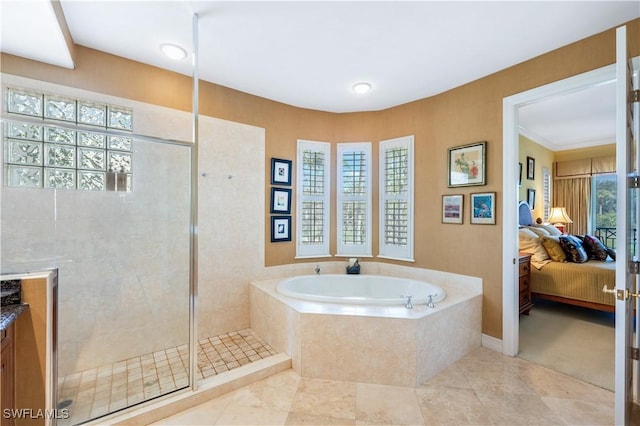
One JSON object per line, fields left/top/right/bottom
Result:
{"left": 1, "top": 132, "right": 192, "bottom": 424}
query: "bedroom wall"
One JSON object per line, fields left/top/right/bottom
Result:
{"left": 519, "top": 135, "right": 554, "bottom": 221}
{"left": 1, "top": 18, "right": 638, "bottom": 340}
{"left": 554, "top": 144, "right": 616, "bottom": 162}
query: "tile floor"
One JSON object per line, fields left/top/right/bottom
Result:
{"left": 154, "top": 346, "right": 615, "bottom": 426}
{"left": 57, "top": 329, "right": 278, "bottom": 425}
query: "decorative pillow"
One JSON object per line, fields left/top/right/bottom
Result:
{"left": 540, "top": 224, "right": 563, "bottom": 236}
{"left": 519, "top": 229, "right": 551, "bottom": 267}
{"left": 559, "top": 235, "right": 589, "bottom": 263}
{"left": 541, "top": 236, "right": 567, "bottom": 262}
{"left": 519, "top": 227, "right": 539, "bottom": 240}
{"left": 527, "top": 226, "right": 551, "bottom": 237}
{"left": 606, "top": 248, "right": 616, "bottom": 261}
{"left": 582, "top": 235, "right": 609, "bottom": 261}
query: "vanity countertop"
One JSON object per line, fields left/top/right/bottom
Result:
{"left": 1, "top": 303, "right": 29, "bottom": 331}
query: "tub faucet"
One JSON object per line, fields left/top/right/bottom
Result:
{"left": 404, "top": 295, "right": 413, "bottom": 310}
{"left": 315, "top": 265, "right": 320, "bottom": 275}
{"left": 427, "top": 295, "right": 435, "bottom": 308}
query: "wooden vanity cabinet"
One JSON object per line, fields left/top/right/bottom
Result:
{"left": 1, "top": 323, "right": 15, "bottom": 426}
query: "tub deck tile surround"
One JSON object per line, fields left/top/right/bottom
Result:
{"left": 250, "top": 265, "right": 482, "bottom": 388}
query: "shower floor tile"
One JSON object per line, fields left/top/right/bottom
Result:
{"left": 56, "top": 328, "right": 279, "bottom": 426}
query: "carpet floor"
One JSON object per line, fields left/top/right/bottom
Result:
{"left": 518, "top": 299, "right": 615, "bottom": 391}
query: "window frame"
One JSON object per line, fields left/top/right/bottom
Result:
{"left": 295, "top": 139, "right": 331, "bottom": 258}
{"left": 378, "top": 135, "right": 415, "bottom": 261}
{"left": 336, "top": 142, "right": 372, "bottom": 257}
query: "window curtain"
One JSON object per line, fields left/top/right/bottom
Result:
{"left": 553, "top": 177, "right": 591, "bottom": 235}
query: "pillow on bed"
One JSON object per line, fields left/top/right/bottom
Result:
{"left": 518, "top": 229, "right": 551, "bottom": 267}
{"left": 539, "top": 224, "right": 563, "bottom": 236}
{"left": 559, "top": 235, "right": 589, "bottom": 263}
{"left": 526, "top": 226, "right": 551, "bottom": 237}
{"left": 541, "top": 236, "right": 567, "bottom": 262}
{"left": 582, "top": 234, "right": 609, "bottom": 261}
{"left": 606, "top": 248, "right": 616, "bottom": 260}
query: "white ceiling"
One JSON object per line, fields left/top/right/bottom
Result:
{"left": 1, "top": 1, "right": 639, "bottom": 150}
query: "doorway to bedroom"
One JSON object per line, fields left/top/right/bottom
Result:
{"left": 503, "top": 64, "right": 618, "bottom": 391}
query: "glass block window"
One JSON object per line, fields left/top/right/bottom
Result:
{"left": 3, "top": 88, "right": 133, "bottom": 191}
{"left": 337, "top": 143, "right": 371, "bottom": 256}
{"left": 379, "top": 135, "right": 414, "bottom": 261}
{"left": 296, "top": 139, "right": 331, "bottom": 258}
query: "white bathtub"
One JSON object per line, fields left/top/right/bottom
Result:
{"left": 276, "top": 274, "right": 446, "bottom": 306}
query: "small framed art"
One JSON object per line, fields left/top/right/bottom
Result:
{"left": 447, "top": 141, "right": 487, "bottom": 187}
{"left": 470, "top": 192, "right": 496, "bottom": 225}
{"left": 527, "top": 188, "right": 536, "bottom": 209}
{"left": 442, "top": 194, "right": 463, "bottom": 224}
{"left": 270, "top": 187, "right": 292, "bottom": 214}
{"left": 271, "top": 216, "right": 291, "bottom": 242}
{"left": 526, "top": 156, "right": 535, "bottom": 180}
{"left": 271, "top": 158, "right": 292, "bottom": 186}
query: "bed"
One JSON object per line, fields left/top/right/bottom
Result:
{"left": 518, "top": 201, "right": 616, "bottom": 312}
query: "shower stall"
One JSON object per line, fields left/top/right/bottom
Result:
{"left": 1, "top": 71, "right": 268, "bottom": 424}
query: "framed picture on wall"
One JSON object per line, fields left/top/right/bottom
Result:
{"left": 527, "top": 188, "right": 536, "bottom": 209}
{"left": 526, "top": 156, "right": 535, "bottom": 180}
{"left": 270, "top": 187, "right": 292, "bottom": 214}
{"left": 442, "top": 194, "right": 463, "bottom": 224}
{"left": 470, "top": 192, "right": 496, "bottom": 225}
{"left": 271, "top": 216, "right": 291, "bottom": 242}
{"left": 271, "top": 158, "right": 292, "bottom": 186}
{"left": 447, "top": 141, "right": 487, "bottom": 187}
{"left": 519, "top": 162, "right": 523, "bottom": 187}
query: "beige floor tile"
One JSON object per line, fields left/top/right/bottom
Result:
{"left": 476, "top": 390, "right": 567, "bottom": 425}
{"left": 355, "top": 382, "right": 424, "bottom": 425}
{"left": 416, "top": 385, "right": 493, "bottom": 425}
{"left": 541, "top": 395, "right": 614, "bottom": 425}
{"left": 214, "top": 404, "right": 289, "bottom": 425}
{"left": 285, "top": 411, "right": 356, "bottom": 425}
{"left": 290, "top": 377, "right": 357, "bottom": 420}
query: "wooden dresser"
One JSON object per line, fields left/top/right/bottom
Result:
{"left": 518, "top": 253, "right": 534, "bottom": 315}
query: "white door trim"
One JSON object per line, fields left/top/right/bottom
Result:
{"left": 501, "top": 65, "right": 616, "bottom": 356}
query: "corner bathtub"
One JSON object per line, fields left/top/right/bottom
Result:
{"left": 250, "top": 272, "right": 482, "bottom": 388}
{"left": 276, "top": 274, "right": 446, "bottom": 306}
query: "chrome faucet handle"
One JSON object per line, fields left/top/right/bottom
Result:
{"left": 404, "top": 295, "right": 413, "bottom": 309}
{"left": 427, "top": 294, "right": 435, "bottom": 308}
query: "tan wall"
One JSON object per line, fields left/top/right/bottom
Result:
{"left": 2, "top": 19, "right": 638, "bottom": 339}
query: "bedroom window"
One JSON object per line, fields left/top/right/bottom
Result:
{"left": 542, "top": 167, "right": 551, "bottom": 222}
{"left": 592, "top": 173, "right": 617, "bottom": 248}
{"left": 379, "top": 135, "right": 414, "bottom": 261}
{"left": 336, "top": 142, "right": 372, "bottom": 256}
{"left": 296, "top": 139, "right": 331, "bottom": 258}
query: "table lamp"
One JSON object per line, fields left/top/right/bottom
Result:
{"left": 547, "top": 207, "right": 573, "bottom": 233}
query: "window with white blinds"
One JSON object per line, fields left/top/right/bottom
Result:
{"left": 296, "top": 139, "right": 331, "bottom": 258}
{"left": 379, "top": 135, "right": 414, "bottom": 261}
{"left": 337, "top": 142, "right": 371, "bottom": 256}
{"left": 542, "top": 167, "right": 551, "bottom": 221}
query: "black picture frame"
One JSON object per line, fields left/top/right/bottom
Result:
{"left": 526, "top": 156, "right": 535, "bottom": 180}
{"left": 527, "top": 188, "right": 536, "bottom": 209}
{"left": 518, "top": 162, "right": 523, "bottom": 187}
{"left": 271, "top": 158, "right": 292, "bottom": 186}
{"left": 270, "top": 187, "right": 292, "bottom": 214}
{"left": 271, "top": 216, "right": 291, "bottom": 242}
{"left": 447, "top": 141, "right": 487, "bottom": 187}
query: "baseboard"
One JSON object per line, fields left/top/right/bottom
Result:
{"left": 481, "top": 333, "right": 503, "bottom": 353}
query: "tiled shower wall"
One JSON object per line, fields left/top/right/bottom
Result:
{"left": 1, "top": 74, "right": 266, "bottom": 376}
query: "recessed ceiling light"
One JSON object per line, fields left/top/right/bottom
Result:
{"left": 352, "top": 82, "right": 372, "bottom": 94}
{"left": 160, "top": 43, "right": 187, "bottom": 60}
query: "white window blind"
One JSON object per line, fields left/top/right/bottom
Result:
{"left": 379, "top": 135, "right": 414, "bottom": 261}
{"left": 337, "top": 142, "right": 371, "bottom": 256}
{"left": 542, "top": 167, "right": 551, "bottom": 221}
{"left": 296, "top": 139, "right": 331, "bottom": 258}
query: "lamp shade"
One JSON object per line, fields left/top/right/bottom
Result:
{"left": 548, "top": 207, "right": 573, "bottom": 224}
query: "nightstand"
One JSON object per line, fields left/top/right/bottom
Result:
{"left": 518, "top": 253, "right": 534, "bottom": 315}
